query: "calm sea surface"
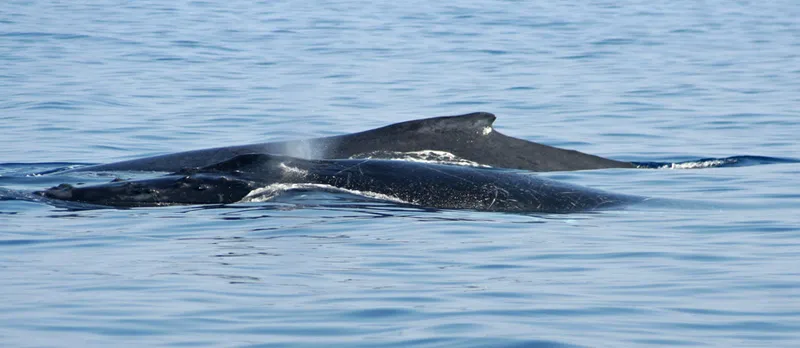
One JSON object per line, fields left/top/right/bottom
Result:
{"left": 2, "top": 1, "right": 799, "bottom": 347}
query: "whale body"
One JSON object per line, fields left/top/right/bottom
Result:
{"left": 39, "top": 154, "right": 642, "bottom": 213}
{"left": 75, "top": 112, "right": 634, "bottom": 173}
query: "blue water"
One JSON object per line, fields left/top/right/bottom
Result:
{"left": 2, "top": 0, "right": 800, "bottom": 347}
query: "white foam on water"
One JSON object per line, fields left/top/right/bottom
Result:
{"left": 241, "top": 183, "right": 412, "bottom": 205}
{"left": 658, "top": 159, "right": 727, "bottom": 169}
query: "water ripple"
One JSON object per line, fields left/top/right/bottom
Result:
{"left": 2, "top": 0, "right": 800, "bottom": 347}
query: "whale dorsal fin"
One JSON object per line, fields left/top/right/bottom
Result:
{"left": 358, "top": 112, "right": 497, "bottom": 136}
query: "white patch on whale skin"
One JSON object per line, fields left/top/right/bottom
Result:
{"left": 482, "top": 126, "right": 492, "bottom": 135}
{"left": 349, "top": 150, "right": 491, "bottom": 167}
{"left": 241, "top": 183, "right": 411, "bottom": 205}
{"left": 279, "top": 163, "right": 308, "bottom": 176}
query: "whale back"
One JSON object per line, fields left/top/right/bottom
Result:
{"left": 69, "top": 112, "right": 634, "bottom": 173}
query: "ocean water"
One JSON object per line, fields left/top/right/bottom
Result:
{"left": 2, "top": 0, "right": 800, "bottom": 347}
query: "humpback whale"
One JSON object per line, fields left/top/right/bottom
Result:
{"left": 22, "top": 112, "right": 796, "bottom": 212}
{"left": 38, "top": 154, "right": 642, "bottom": 213}
{"left": 75, "top": 112, "right": 634, "bottom": 173}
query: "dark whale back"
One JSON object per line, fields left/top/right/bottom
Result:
{"left": 326, "top": 112, "right": 632, "bottom": 171}
{"left": 301, "top": 157, "right": 639, "bottom": 213}
{"left": 74, "top": 112, "right": 634, "bottom": 173}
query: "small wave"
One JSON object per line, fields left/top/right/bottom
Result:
{"left": 0, "top": 162, "right": 93, "bottom": 176}
{"left": 349, "top": 150, "right": 491, "bottom": 167}
{"left": 242, "top": 183, "right": 412, "bottom": 205}
{"left": 633, "top": 156, "right": 799, "bottom": 169}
